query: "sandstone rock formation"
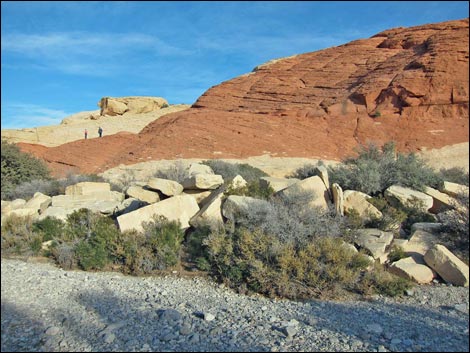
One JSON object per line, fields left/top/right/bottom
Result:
{"left": 12, "top": 19, "right": 469, "bottom": 177}
{"left": 1, "top": 100, "right": 189, "bottom": 147}
{"left": 98, "top": 97, "right": 168, "bottom": 116}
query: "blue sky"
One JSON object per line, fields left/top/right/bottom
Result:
{"left": 1, "top": 1, "right": 468, "bottom": 129}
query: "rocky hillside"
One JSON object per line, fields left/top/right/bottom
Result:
{"left": 15, "top": 19, "right": 469, "bottom": 177}
{"left": 2, "top": 97, "right": 189, "bottom": 147}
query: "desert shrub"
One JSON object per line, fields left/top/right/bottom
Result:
{"left": 111, "top": 229, "right": 146, "bottom": 274}
{"left": 203, "top": 226, "right": 371, "bottom": 299}
{"left": 75, "top": 238, "right": 109, "bottom": 271}
{"left": 153, "top": 161, "right": 188, "bottom": 183}
{"left": 327, "top": 142, "right": 443, "bottom": 196}
{"left": 139, "top": 216, "right": 185, "bottom": 271}
{"left": 359, "top": 262, "right": 413, "bottom": 297}
{"left": 290, "top": 160, "right": 325, "bottom": 180}
{"left": 388, "top": 245, "right": 407, "bottom": 263}
{"left": 438, "top": 167, "right": 469, "bottom": 186}
{"left": 32, "top": 217, "right": 65, "bottom": 242}
{"left": 59, "top": 210, "right": 120, "bottom": 271}
{"left": 51, "top": 242, "right": 77, "bottom": 270}
{"left": 202, "top": 160, "right": 268, "bottom": 183}
{"left": 224, "top": 180, "right": 275, "bottom": 200}
{"left": 108, "top": 170, "right": 138, "bottom": 193}
{"left": 399, "top": 198, "right": 437, "bottom": 234}
{"left": 0, "top": 214, "right": 37, "bottom": 256}
{"left": 63, "top": 208, "right": 95, "bottom": 241}
{"left": 393, "top": 153, "right": 443, "bottom": 191}
{"left": 1, "top": 140, "right": 51, "bottom": 200}
{"left": 161, "top": 102, "right": 170, "bottom": 108}
{"left": 185, "top": 225, "right": 213, "bottom": 270}
{"left": 344, "top": 208, "right": 366, "bottom": 230}
{"left": 233, "top": 189, "right": 345, "bottom": 248}
{"left": 438, "top": 191, "right": 469, "bottom": 262}
{"left": 366, "top": 195, "right": 435, "bottom": 236}
{"left": 6, "top": 173, "right": 106, "bottom": 201}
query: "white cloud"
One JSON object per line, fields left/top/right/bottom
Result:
{"left": 1, "top": 32, "right": 190, "bottom": 76}
{"left": 1, "top": 103, "right": 71, "bottom": 129}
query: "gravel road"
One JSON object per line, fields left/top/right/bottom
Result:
{"left": 1, "top": 258, "right": 468, "bottom": 352}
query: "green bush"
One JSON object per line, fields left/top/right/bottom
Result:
{"left": 202, "top": 160, "right": 268, "bottom": 183}
{"left": 185, "top": 225, "right": 213, "bottom": 270}
{"left": 234, "top": 189, "right": 344, "bottom": 248}
{"left": 140, "top": 215, "right": 185, "bottom": 270}
{"left": 438, "top": 191, "right": 469, "bottom": 263}
{"left": 51, "top": 243, "right": 77, "bottom": 270}
{"left": 32, "top": 217, "right": 65, "bottom": 242}
{"left": 438, "top": 167, "right": 469, "bottom": 186}
{"left": 289, "top": 161, "right": 325, "bottom": 180}
{"left": 1, "top": 214, "right": 37, "bottom": 256}
{"left": 75, "top": 238, "right": 109, "bottom": 271}
{"left": 64, "top": 208, "right": 95, "bottom": 241}
{"left": 5, "top": 173, "right": 106, "bottom": 201}
{"left": 388, "top": 245, "right": 407, "bottom": 263}
{"left": 202, "top": 226, "right": 371, "bottom": 299}
{"left": 399, "top": 198, "right": 437, "bottom": 234}
{"left": 1, "top": 140, "right": 51, "bottom": 200}
{"left": 224, "top": 180, "right": 275, "bottom": 200}
{"left": 366, "top": 196, "right": 408, "bottom": 234}
{"left": 65, "top": 210, "right": 120, "bottom": 271}
{"left": 327, "top": 142, "right": 443, "bottom": 196}
{"left": 153, "top": 161, "right": 188, "bottom": 183}
{"left": 360, "top": 262, "right": 413, "bottom": 297}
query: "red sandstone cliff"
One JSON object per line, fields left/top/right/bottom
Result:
{"left": 18, "top": 19, "right": 469, "bottom": 177}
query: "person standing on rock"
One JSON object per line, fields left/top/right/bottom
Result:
{"left": 84, "top": 129, "right": 88, "bottom": 139}
{"left": 98, "top": 126, "right": 103, "bottom": 138}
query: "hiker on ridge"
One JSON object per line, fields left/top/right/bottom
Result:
{"left": 98, "top": 126, "right": 103, "bottom": 138}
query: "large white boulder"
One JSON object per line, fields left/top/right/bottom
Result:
{"left": 384, "top": 185, "right": 433, "bottom": 211}
{"left": 117, "top": 195, "right": 200, "bottom": 232}
{"left": 65, "top": 182, "right": 111, "bottom": 196}
{"left": 403, "top": 229, "right": 440, "bottom": 263}
{"left": 126, "top": 186, "right": 160, "bottom": 204}
{"left": 51, "top": 192, "right": 124, "bottom": 208}
{"left": 424, "top": 244, "right": 469, "bottom": 287}
{"left": 424, "top": 186, "right": 456, "bottom": 213}
{"left": 146, "top": 178, "right": 184, "bottom": 197}
{"left": 222, "top": 195, "right": 270, "bottom": 223}
{"left": 442, "top": 181, "right": 468, "bottom": 197}
{"left": 188, "top": 163, "right": 214, "bottom": 177}
{"left": 183, "top": 190, "right": 213, "bottom": 206}
{"left": 331, "top": 183, "right": 344, "bottom": 216}
{"left": 98, "top": 96, "right": 168, "bottom": 116}
{"left": 278, "top": 175, "right": 330, "bottom": 210}
{"left": 227, "top": 175, "right": 248, "bottom": 190}
{"left": 190, "top": 189, "right": 225, "bottom": 227}
{"left": 389, "top": 257, "right": 435, "bottom": 284}
{"left": 354, "top": 229, "right": 394, "bottom": 261}
{"left": 182, "top": 174, "right": 224, "bottom": 190}
{"left": 343, "top": 190, "right": 382, "bottom": 221}
{"left": 24, "top": 192, "right": 52, "bottom": 214}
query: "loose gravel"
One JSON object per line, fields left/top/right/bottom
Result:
{"left": 1, "top": 258, "right": 468, "bottom": 352}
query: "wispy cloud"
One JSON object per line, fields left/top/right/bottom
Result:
{"left": 1, "top": 102, "right": 72, "bottom": 129}
{"left": 1, "top": 32, "right": 190, "bottom": 76}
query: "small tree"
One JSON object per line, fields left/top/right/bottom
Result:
{"left": 1, "top": 140, "right": 51, "bottom": 199}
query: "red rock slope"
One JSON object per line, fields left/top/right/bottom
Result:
{"left": 19, "top": 19, "right": 469, "bottom": 177}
